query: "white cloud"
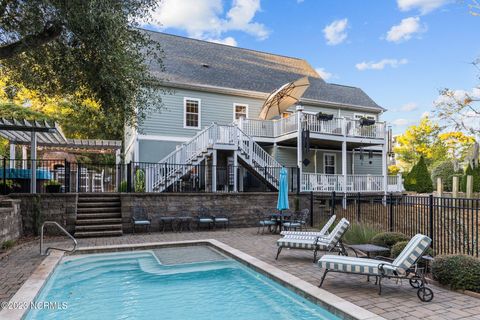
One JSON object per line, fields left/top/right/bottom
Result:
{"left": 323, "top": 18, "right": 348, "bottom": 46}
{"left": 386, "top": 17, "right": 426, "bottom": 43}
{"left": 205, "top": 37, "right": 238, "bottom": 46}
{"left": 146, "top": 0, "right": 269, "bottom": 42}
{"left": 315, "top": 67, "right": 333, "bottom": 80}
{"left": 397, "top": 0, "right": 452, "bottom": 14}
{"left": 355, "top": 58, "right": 408, "bottom": 71}
{"left": 400, "top": 102, "right": 418, "bottom": 112}
{"left": 434, "top": 87, "right": 480, "bottom": 105}
{"left": 392, "top": 118, "right": 415, "bottom": 126}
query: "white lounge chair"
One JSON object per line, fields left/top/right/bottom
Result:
{"left": 276, "top": 218, "right": 350, "bottom": 262}
{"left": 280, "top": 214, "right": 336, "bottom": 238}
{"left": 318, "top": 234, "right": 434, "bottom": 302}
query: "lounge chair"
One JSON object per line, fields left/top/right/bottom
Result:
{"left": 276, "top": 218, "right": 350, "bottom": 262}
{"left": 281, "top": 214, "right": 336, "bottom": 238}
{"left": 318, "top": 234, "right": 434, "bottom": 302}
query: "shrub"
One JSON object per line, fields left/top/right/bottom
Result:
{"left": 134, "top": 169, "right": 145, "bottom": 192}
{"left": 473, "top": 164, "right": 480, "bottom": 192}
{"left": 371, "top": 232, "right": 409, "bottom": 248}
{"left": 391, "top": 240, "right": 433, "bottom": 258}
{"left": 1, "top": 240, "right": 16, "bottom": 250}
{"left": 432, "top": 255, "right": 480, "bottom": 293}
{"left": 431, "top": 161, "right": 456, "bottom": 192}
{"left": 403, "top": 163, "right": 417, "bottom": 192}
{"left": 343, "top": 223, "right": 380, "bottom": 245}
{"left": 414, "top": 156, "right": 433, "bottom": 193}
{"left": 119, "top": 180, "right": 128, "bottom": 192}
{"left": 460, "top": 164, "right": 474, "bottom": 192}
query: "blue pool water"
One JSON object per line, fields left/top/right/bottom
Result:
{"left": 26, "top": 250, "right": 342, "bottom": 320}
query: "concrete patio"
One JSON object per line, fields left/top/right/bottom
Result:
{"left": 1, "top": 228, "right": 479, "bottom": 320}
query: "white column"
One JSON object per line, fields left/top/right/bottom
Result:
{"left": 30, "top": 132, "right": 37, "bottom": 194}
{"left": 212, "top": 150, "right": 217, "bottom": 192}
{"left": 296, "top": 106, "right": 304, "bottom": 186}
{"left": 9, "top": 143, "right": 15, "bottom": 168}
{"left": 382, "top": 140, "right": 388, "bottom": 195}
{"left": 22, "top": 146, "right": 27, "bottom": 169}
{"left": 233, "top": 151, "right": 238, "bottom": 192}
{"left": 342, "top": 140, "right": 347, "bottom": 193}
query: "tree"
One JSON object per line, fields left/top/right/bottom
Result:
{"left": 461, "top": 163, "right": 474, "bottom": 192}
{"left": 431, "top": 160, "right": 460, "bottom": 192}
{"left": 413, "top": 156, "right": 434, "bottom": 193}
{"left": 0, "top": 0, "right": 163, "bottom": 136}
{"left": 394, "top": 116, "right": 476, "bottom": 172}
{"left": 394, "top": 116, "right": 444, "bottom": 170}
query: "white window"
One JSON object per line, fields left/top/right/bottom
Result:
{"left": 324, "top": 154, "right": 336, "bottom": 174}
{"left": 184, "top": 98, "right": 201, "bottom": 129}
{"left": 354, "top": 113, "right": 376, "bottom": 121}
{"left": 233, "top": 103, "right": 248, "bottom": 120}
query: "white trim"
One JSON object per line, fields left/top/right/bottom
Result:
{"left": 233, "top": 103, "right": 249, "bottom": 121}
{"left": 137, "top": 134, "right": 190, "bottom": 142}
{"left": 324, "top": 153, "right": 336, "bottom": 174}
{"left": 183, "top": 97, "right": 201, "bottom": 129}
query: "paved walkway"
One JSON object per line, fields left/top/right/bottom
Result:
{"left": 1, "top": 229, "right": 479, "bottom": 319}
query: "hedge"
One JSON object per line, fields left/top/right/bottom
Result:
{"left": 432, "top": 255, "right": 480, "bottom": 293}
{"left": 371, "top": 232, "right": 409, "bottom": 248}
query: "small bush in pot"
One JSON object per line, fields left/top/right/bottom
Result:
{"left": 432, "top": 255, "right": 480, "bottom": 293}
{"left": 44, "top": 180, "right": 62, "bottom": 193}
{"left": 371, "top": 232, "right": 409, "bottom": 248}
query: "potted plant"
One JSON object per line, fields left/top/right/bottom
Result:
{"left": 359, "top": 117, "right": 376, "bottom": 127}
{"left": 316, "top": 112, "right": 334, "bottom": 121}
{"left": 45, "top": 180, "right": 62, "bottom": 193}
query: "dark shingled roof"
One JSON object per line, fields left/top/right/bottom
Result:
{"left": 146, "top": 30, "right": 383, "bottom": 111}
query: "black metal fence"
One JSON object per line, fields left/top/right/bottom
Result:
{"left": 1, "top": 158, "right": 300, "bottom": 194}
{"left": 311, "top": 192, "right": 479, "bottom": 257}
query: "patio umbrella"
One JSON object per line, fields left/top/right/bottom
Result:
{"left": 277, "top": 167, "right": 289, "bottom": 211}
{"left": 259, "top": 77, "right": 310, "bottom": 120}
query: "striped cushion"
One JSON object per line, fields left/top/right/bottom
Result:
{"left": 281, "top": 215, "right": 336, "bottom": 238}
{"left": 326, "top": 218, "right": 349, "bottom": 245}
{"left": 318, "top": 255, "right": 397, "bottom": 276}
{"left": 392, "top": 234, "right": 431, "bottom": 274}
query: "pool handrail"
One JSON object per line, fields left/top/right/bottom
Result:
{"left": 40, "top": 221, "right": 77, "bottom": 256}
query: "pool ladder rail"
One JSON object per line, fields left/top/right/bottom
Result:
{"left": 40, "top": 221, "right": 78, "bottom": 256}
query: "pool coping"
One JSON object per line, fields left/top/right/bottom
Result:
{"left": 0, "top": 239, "right": 385, "bottom": 320}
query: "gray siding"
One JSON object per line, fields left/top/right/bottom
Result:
{"left": 353, "top": 153, "right": 383, "bottom": 175}
{"left": 138, "top": 140, "right": 180, "bottom": 163}
{"left": 139, "top": 86, "right": 380, "bottom": 138}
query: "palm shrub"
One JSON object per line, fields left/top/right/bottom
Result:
{"left": 432, "top": 255, "right": 480, "bottom": 293}
{"left": 343, "top": 223, "right": 380, "bottom": 245}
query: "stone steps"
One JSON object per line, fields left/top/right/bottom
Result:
{"left": 75, "top": 194, "right": 123, "bottom": 238}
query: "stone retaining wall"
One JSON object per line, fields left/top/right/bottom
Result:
{"left": 120, "top": 193, "right": 310, "bottom": 233}
{"left": 0, "top": 197, "right": 22, "bottom": 244}
{"left": 9, "top": 194, "right": 77, "bottom": 235}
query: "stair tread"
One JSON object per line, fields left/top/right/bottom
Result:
{"left": 76, "top": 224, "right": 123, "bottom": 230}
{"left": 75, "top": 230, "right": 123, "bottom": 238}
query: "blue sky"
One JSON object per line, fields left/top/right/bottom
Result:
{"left": 144, "top": 0, "right": 480, "bottom": 134}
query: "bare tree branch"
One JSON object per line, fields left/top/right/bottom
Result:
{"left": 0, "top": 21, "right": 63, "bottom": 60}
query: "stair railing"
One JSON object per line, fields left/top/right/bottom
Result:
{"left": 40, "top": 221, "right": 77, "bottom": 256}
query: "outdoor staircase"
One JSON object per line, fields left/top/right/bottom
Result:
{"left": 149, "top": 123, "right": 282, "bottom": 192}
{"left": 74, "top": 194, "right": 123, "bottom": 238}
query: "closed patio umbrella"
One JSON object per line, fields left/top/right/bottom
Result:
{"left": 259, "top": 77, "right": 310, "bottom": 120}
{"left": 277, "top": 167, "right": 289, "bottom": 211}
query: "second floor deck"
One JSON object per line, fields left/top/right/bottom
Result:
{"left": 238, "top": 112, "right": 386, "bottom": 144}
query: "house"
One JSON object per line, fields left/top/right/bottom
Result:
{"left": 124, "top": 31, "right": 402, "bottom": 193}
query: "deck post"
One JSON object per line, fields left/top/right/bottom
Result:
{"left": 21, "top": 145, "right": 27, "bottom": 169}
{"left": 233, "top": 151, "right": 238, "bottom": 192}
{"left": 30, "top": 131, "right": 37, "bottom": 194}
{"left": 9, "top": 143, "right": 15, "bottom": 168}
{"left": 382, "top": 125, "right": 388, "bottom": 195}
{"left": 296, "top": 105, "right": 304, "bottom": 189}
{"left": 212, "top": 150, "right": 217, "bottom": 193}
{"left": 342, "top": 129, "right": 347, "bottom": 209}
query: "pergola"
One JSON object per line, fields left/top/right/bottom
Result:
{"left": 0, "top": 118, "right": 122, "bottom": 193}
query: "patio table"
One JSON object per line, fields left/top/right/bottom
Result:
{"left": 270, "top": 213, "right": 292, "bottom": 233}
{"left": 176, "top": 216, "right": 193, "bottom": 232}
{"left": 159, "top": 217, "right": 177, "bottom": 233}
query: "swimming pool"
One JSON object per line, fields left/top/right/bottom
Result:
{"left": 25, "top": 248, "right": 342, "bottom": 320}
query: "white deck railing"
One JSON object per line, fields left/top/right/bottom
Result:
{"left": 302, "top": 173, "right": 403, "bottom": 193}
{"left": 240, "top": 114, "right": 386, "bottom": 140}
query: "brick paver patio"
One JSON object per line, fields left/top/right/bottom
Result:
{"left": 1, "top": 228, "right": 479, "bottom": 319}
